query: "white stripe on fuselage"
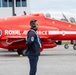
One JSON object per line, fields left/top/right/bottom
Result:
{"left": 48, "top": 31, "right": 76, "bottom": 36}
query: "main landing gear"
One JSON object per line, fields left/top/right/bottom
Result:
{"left": 8, "top": 49, "right": 27, "bottom": 56}
{"left": 17, "top": 49, "right": 27, "bottom": 56}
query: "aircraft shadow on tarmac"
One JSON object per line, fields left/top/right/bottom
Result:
{"left": 0, "top": 49, "right": 76, "bottom": 57}
{"left": 0, "top": 54, "right": 19, "bottom": 57}
{"left": 0, "top": 53, "right": 76, "bottom": 57}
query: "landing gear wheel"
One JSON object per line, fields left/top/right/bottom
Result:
{"left": 17, "top": 49, "right": 27, "bottom": 56}
{"left": 22, "top": 49, "right": 27, "bottom": 56}
{"left": 17, "top": 50, "right": 22, "bottom": 55}
{"left": 64, "top": 44, "right": 69, "bottom": 49}
{"left": 73, "top": 44, "right": 76, "bottom": 50}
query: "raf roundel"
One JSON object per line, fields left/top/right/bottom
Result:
{"left": 0, "top": 30, "right": 2, "bottom": 36}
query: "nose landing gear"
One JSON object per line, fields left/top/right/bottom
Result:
{"left": 64, "top": 44, "right": 69, "bottom": 49}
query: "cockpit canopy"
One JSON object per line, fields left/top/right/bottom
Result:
{"left": 43, "top": 12, "right": 76, "bottom": 23}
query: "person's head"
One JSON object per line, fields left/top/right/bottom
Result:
{"left": 30, "top": 19, "right": 38, "bottom": 31}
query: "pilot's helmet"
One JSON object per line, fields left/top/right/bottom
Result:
{"left": 69, "top": 17, "right": 76, "bottom": 23}
{"left": 45, "top": 13, "right": 51, "bottom": 18}
{"left": 30, "top": 19, "right": 37, "bottom": 28}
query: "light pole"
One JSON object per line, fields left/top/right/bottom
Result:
{"left": 12, "top": 0, "right": 15, "bottom": 16}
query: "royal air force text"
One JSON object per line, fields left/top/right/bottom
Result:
{"left": 4, "top": 30, "right": 48, "bottom": 35}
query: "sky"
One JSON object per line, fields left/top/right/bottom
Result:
{"left": 30, "top": 0, "right": 76, "bottom": 14}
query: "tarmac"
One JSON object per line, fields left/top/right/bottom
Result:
{"left": 0, "top": 45, "right": 76, "bottom": 75}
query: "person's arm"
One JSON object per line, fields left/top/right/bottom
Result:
{"left": 26, "top": 31, "right": 35, "bottom": 47}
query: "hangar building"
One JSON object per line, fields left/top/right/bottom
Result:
{"left": 0, "top": 0, "right": 30, "bottom": 18}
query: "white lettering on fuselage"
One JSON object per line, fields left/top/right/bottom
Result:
{"left": 5, "top": 30, "right": 21, "bottom": 35}
{"left": 5, "top": 30, "right": 76, "bottom": 36}
{"left": 4, "top": 30, "right": 48, "bottom": 35}
{"left": 37, "top": 31, "right": 48, "bottom": 35}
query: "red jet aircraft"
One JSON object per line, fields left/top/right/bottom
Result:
{"left": 0, "top": 13, "right": 76, "bottom": 56}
